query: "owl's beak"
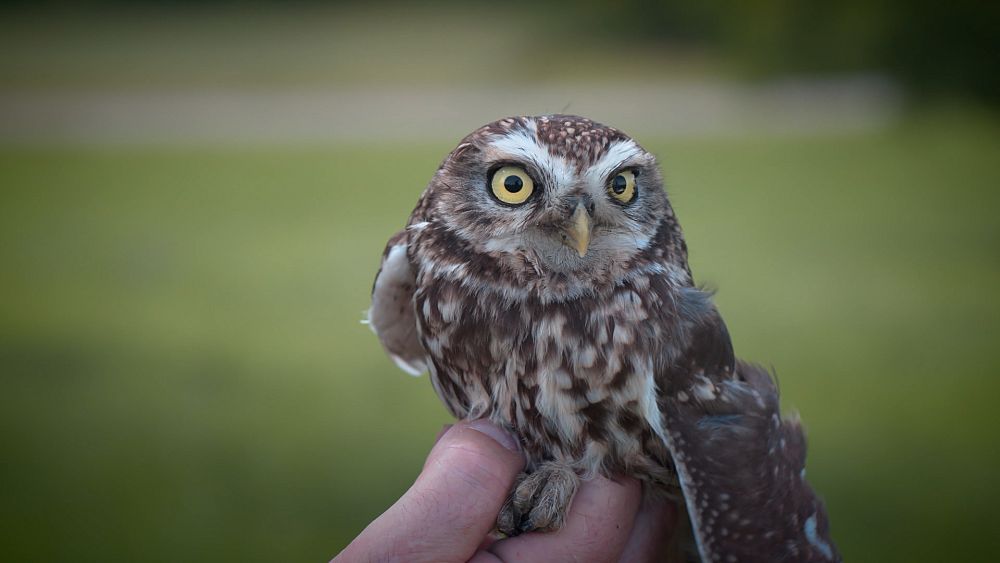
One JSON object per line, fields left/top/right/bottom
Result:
{"left": 565, "top": 201, "right": 592, "bottom": 258}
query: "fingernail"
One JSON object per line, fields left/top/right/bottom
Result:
{"left": 468, "top": 419, "right": 521, "bottom": 453}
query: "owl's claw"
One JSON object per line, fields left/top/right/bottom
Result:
{"left": 496, "top": 462, "right": 579, "bottom": 535}
{"left": 496, "top": 494, "right": 520, "bottom": 536}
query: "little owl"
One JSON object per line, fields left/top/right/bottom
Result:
{"left": 368, "top": 115, "right": 839, "bottom": 562}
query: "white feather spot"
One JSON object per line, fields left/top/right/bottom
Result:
{"left": 692, "top": 380, "right": 718, "bottom": 401}
{"left": 437, "top": 298, "right": 460, "bottom": 323}
{"left": 578, "top": 345, "right": 597, "bottom": 368}
{"left": 804, "top": 513, "right": 835, "bottom": 559}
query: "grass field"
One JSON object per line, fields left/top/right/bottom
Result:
{"left": 1, "top": 110, "right": 998, "bottom": 562}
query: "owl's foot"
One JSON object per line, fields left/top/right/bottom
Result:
{"left": 496, "top": 462, "right": 580, "bottom": 536}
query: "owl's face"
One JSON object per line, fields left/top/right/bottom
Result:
{"left": 427, "top": 115, "right": 679, "bottom": 276}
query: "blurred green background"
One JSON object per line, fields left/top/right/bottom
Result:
{"left": 1, "top": 2, "right": 998, "bottom": 562}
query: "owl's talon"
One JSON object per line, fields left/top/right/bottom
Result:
{"left": 496, "top": 496, "right": 520, "bottom": 536}
{"left": 496, "top": 462, "right": 579, "bottom": 535}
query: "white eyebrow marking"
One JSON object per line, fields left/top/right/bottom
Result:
{"left": 487, "top": 120, "right": 574, "bottom": 190}
{"left": 584, "top": 138, "right": 644, "bottom": 185}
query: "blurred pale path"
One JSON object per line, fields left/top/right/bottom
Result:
{"left": 0, "top": 4, "right": 901, "bottom": 144}
{"left": 0, "top": 76, "right": 899, "bottom": 144}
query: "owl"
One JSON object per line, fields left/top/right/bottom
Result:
{"left": 368, "top": 115, "right": 839, "bottom": 562}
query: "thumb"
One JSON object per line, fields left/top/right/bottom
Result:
{"left": 334, "top": 420, "right": 525, "bottom": 563}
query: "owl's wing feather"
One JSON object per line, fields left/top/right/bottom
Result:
{"left": 368, "top": 229, "right": 426, "bottom": 376}
{"left": 657, "top": 300, "right": 841, "bottom": 563}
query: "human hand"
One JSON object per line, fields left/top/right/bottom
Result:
{"left": 333, "top": 420, "right": 677, "bottom": 563}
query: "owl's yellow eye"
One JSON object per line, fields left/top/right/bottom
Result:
{"left": 608, "top": 170, "right": 637, "bottom": 203}
{"left": 490, "top": 165, "right": 535, "bottom": 205}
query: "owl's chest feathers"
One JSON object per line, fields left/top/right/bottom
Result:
{"left": 414, "top": 266, "right": 686, "bottom": 482}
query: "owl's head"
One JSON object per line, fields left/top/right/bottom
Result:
{"left": 424, "top": 115, "right": 687, "bottom": 281}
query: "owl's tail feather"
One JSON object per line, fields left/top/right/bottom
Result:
{"left": 660, "top": 362, "right": 841, "bottom": 563}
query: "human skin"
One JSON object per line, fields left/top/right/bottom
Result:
{"left": 333, "top": 420, "right": 676, "bottom": 563}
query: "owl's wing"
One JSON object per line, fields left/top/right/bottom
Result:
{"left": 367, "top": 229, "right": 426, "bottom": 376}
{"left": 657, "top": 292, "right": 840, "bottom": 562}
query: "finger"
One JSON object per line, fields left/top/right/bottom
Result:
{"left": 434, "top": 423, "right": 454, "bottom": 444}
{"left": 618, "top": 494, "right": 677, "bottom": 563}
{"left": 480, "top": 475, "right": 643, "bottom": 563}
{"left": 333, "top": 420, "right": 524, "bottom": 563}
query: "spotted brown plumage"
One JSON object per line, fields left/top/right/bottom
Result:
{"left": 367, "top": 115, "right": 840, "bottom": 562}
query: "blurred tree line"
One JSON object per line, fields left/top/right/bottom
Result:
{"left": 570, "top": 0, "right": 998, "bottom": 105}
{"left": 9, "top": 0, "right": 997, "bottom": 104}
